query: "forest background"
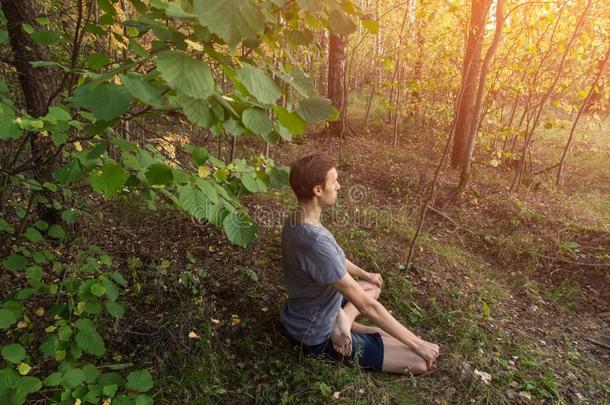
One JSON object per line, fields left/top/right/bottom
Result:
{"left": 0, "top": 0, "right": 608, "bottom": 403}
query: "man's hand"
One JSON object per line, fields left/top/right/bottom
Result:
{"left": 413, "top": 340, "right": 440, "bottom": 370}
{"left": 364, "top": 271, "right": 383, "bottom": 288}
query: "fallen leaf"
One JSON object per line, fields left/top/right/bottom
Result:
{"left": 210, "top": 318, "right": 220, "bottom": 324}
{"left": 332, "top": 391, "right": 340, "bottom": 400}
{"left": 231, "top": 315, "right": 241, "bottom": 326}
{"left": 35, "top": 307, "right": 44, "bottom": 316}
{"left": 518, "top": 391, "right": 532, "bottom": 401}
{"left": 188, "top": 331, "right": 200, "bottom": 339}
{"left": 474, "top": 369, "right": 492, "bottom": 385}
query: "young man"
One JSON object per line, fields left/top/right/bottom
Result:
{"left": 279, "top": 153, "right": 440, "bottom": 374}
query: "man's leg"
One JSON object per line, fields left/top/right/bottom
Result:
{"left": 331, "top": 279, "right": 381, "bottom": 355}
{"left": 380, "top": 335, "right": 429, "bottom": 374}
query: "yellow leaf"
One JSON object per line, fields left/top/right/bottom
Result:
{"left": 18, "top": 363, "right": 31, "bottom": 375}
{"left": 74, "top": 141, "right": 82, "bottom": 151}
{"left": 17, "top": 321, "right": 28, "bottom": 329}
{"left": 231, "top": 315, "right": 241, "bottom": 326}
{"left": 45, "top": 325, "right": 57, "bottom": 333}
{"left": 188, "top": 331, "right": 200, "bottom": 339}
{"left": 35, "top": 307, "right": 45, "bottom": 316}
{"left": 210, "top": 318, "right": 220, "bottom": 324}
{"left": 198, "top": 165, "right": 211, "bottom": 178}
{"left": 490, "top": 159, "right": 500, "bottom": 167}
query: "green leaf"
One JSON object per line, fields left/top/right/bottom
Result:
{"left": 176, "top": 95, "right": 215, "bottom": 128}
{"left": 54, "top": 159, "right": 83, "bottom": 184}
{"left": 73, "top": 83, "right": 132, "bottom": 121}
{"left": 269, "top": 166, "right": 289, "bottom": 188}
{"left": 120, "top": 73, "right": 165, "bottom": 108}
{"left": 236, "top": 64, "right": 281, "bottom": 105}
{"left": 29, "top": 30, "right": 60, "bottom": 45}
{"left": 43, "top": 371, "right": 62, "bottom": 386}
{"left": 156, "top": 50, "right": 213, "bottom": 99}
{"left": 90, "top": 283, "right": 106, "bottom": 297}
{"left": 274, "top": 106, "right": 306, "bottom": 135}
{"left": 0, "top": 309, "right": 17, "bottom": 329}
{"left": 14, "top": 376, "right": 42, "bottom": 394}
{"left": 58, "top": 325, "right": 73, "bottom": 341}
{"left": 44, "top": 106, "right": 71, "bottom": 124}
{"left": 89, "top": 164, "right": 129, "bottom": 197}
{"left": 223, "top": 211, "right": 256, "bottom": 247}
{"left": 166, "top": 2, "right": 196, "bottom": 18}
{"left": 83, "top": 364, "right": 101, "bottom": 383}
{"left": 0, "top": 30, "right": 8, "bottom": 44}
{"left": 85, "top": 52, "right": 110, "bottom": 69}
{"left": 111, "top": 272, "right": 128, "bottom": 287}
{"left": 177, "top": 184, "right": 209, "bottom": 219}
{"left": 0, "top": 218, "right": 14, "bottom": 234}
{"left": 97, "top": 0, "right": 117, "bottom": 15}
{"left": 103, "top": 384, "right": 118, "bottom": 397}
{"left": 328, "top": 9, "right": 357, "bottom": 35}
{"left": 187, "top": 145, "right": 208, "bottom": 165}
{"left": 61, "top": 209, "right": 77, "bottom": 225}
{"left": 3, "top": 255, "right": 27, "bottom": 272}
{"left": 25, "top": 266, "right": 43, "bottom": 287}
{"left": 24, "top": 227, "right": 43, "bottom": 243}
{"left": 296, "top": 96, "right": 333, "bottom": 123}
{"left": 0, "top": 105, "right": 22, "bottom": 140}
{"left": 193, "top": 0, "right": 264, "bottom": 48}
{"left": 102, "top": 279, "right": 119, "bottom": 301}
{"left": 106, "top": 301, "right": 125, "bottom": 318}
{"left": 145, "top": 163, "right": 173, "bottom": 186}
{"left": 242, "top": 108, "right": 272, "bottom": 137}
{"left": 88, "top": 143, "right": 108, "bottom": 160}
{"left": 282, "top": 69, "right": 315, "bottom": 97}
{"left": 75, "top": 328, "right": 106, "bottom": 356}
{"left": 48, "top": 224, "right": 66, "bottom": 239}
{"left": 62, "top": 368, "right": 86, "bottom": 389}
{"left": 135, "top": 394, "right": 154, "bottom": 405}
{"left": 125, "top": 369, "right": 154, "bottom": 392}
{"left": 1, "top": 344, "right": 26, "bottom": 364}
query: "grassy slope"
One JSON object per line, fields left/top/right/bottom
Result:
{"left": 82, "top": 111, "right": 609, "bottom": 404}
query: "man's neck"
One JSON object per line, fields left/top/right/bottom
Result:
{"left": 297, "top": 199, "right": 322, "bottom": 226}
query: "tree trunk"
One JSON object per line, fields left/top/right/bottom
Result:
{"left": 450, "top": 0, "right": 491, "bottom": 170}
{"left": 457, "top": 0, "right": 505, "bottom": 194}
{"left": 328, "top": 33, "right": 346, "bottom": 137}
{"left": 1, "top": 0, "right": 56, "bottom": 117}
{"left": 1, "top": 0, "right": 61, "bottom": 224}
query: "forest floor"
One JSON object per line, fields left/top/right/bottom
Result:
{"left": 78, "top": 113, "right": 609, "bottom": 404}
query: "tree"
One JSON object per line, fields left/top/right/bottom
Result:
{"left": 450, "top": 0, "right": 492, "bottom": 170}
{"left": 328, "top": 32, "right": 346, "bottom": 136}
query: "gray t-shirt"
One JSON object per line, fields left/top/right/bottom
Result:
{"left": 279, "top": 216, "right": 347, "bottom": 345}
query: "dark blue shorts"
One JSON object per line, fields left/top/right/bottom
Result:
{"left": 280, "top": 296, "right": 385, "bottom": 371}
{"left": 298, "top": 331, "right": 385, "bottom": 371}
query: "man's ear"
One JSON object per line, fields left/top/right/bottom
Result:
{"left": 312, "top": 185, "right": 323, "bottom": 197}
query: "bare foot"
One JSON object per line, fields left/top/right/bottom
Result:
{"left": 331, "top": 309, "right": 352, "bottom": 356}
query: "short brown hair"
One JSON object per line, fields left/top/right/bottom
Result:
{"left": 289, "top": 153, "right": 337, "bottom": 200}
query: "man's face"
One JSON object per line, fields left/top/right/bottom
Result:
{"left": 319, "top": 168, "right": 340, "bottom": 207}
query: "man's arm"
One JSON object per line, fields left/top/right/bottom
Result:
{"left": 345, "top": 259, "right": 383, "bottom": 287}
{"left": 332, "top": 272, "right": 439, "bottom": 367}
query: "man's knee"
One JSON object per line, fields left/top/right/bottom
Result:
{"left": 371, "top": 284, "right": 381, "bottom": 299}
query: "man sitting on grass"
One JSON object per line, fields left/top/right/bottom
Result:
{"left": 279, "top": 153, "right": 440, "bottom": 374}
